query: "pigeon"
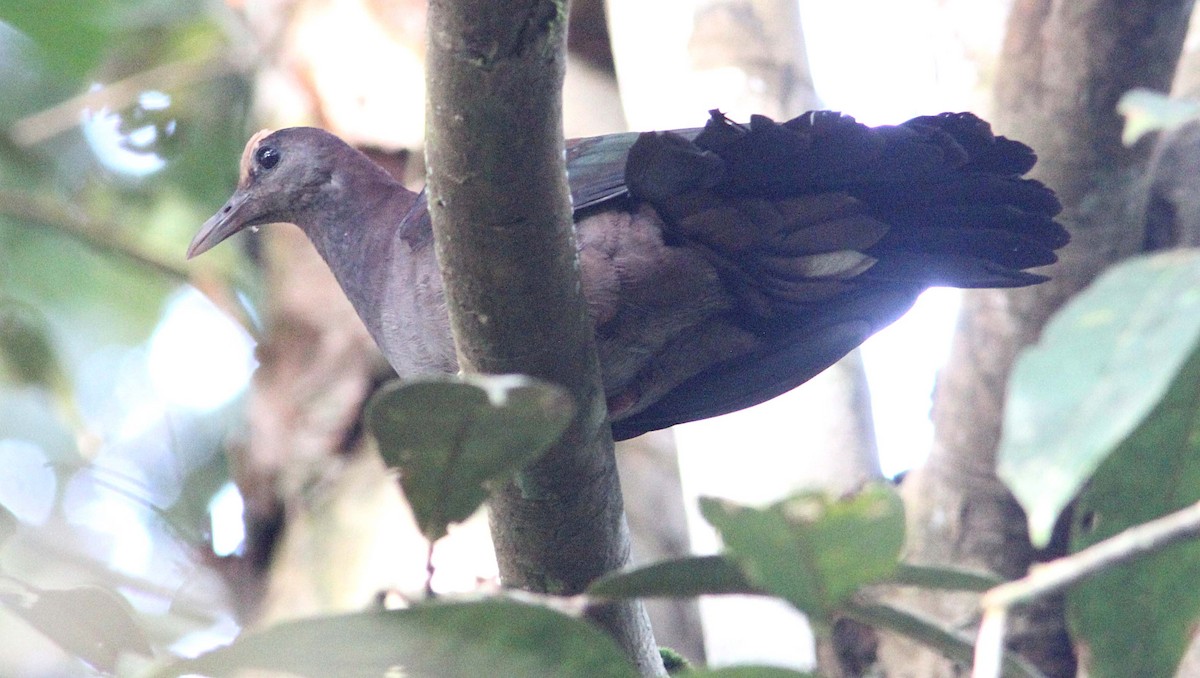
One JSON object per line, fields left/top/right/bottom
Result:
{"left": 188, "top": 110, "right": 1067, "bottom": 440}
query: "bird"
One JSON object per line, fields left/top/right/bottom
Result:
{"left": 188, "top": 110, "right": 1067, "bottom": 441}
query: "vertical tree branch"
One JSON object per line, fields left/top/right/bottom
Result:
{"left": 424, "top": 0, "right": 661, "bottom": 673}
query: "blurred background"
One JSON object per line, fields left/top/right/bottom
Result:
{"left": 0, "top": 0, "right": 1019, "bottom": 674}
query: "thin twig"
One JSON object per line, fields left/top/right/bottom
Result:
{"left": 973, "top": 606, "right": 1008, "bottom": 678}
{"left": 9, "top": 57, "right": 242, "bottom": 148}
{"left": 972, "top": 499, "right": 1200, "bottom": 677}
{"left": 0, "top": 188, "right": 192, "bottom": 282}
{"left": 0, "top": 188, "right": 258, "bottom": 334}
{"left": 983, "top": 499, "right": 1200, "bottom": 609}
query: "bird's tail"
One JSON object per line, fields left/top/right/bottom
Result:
{"left": 625, "top": 110, "right": 1068, "bottom": 316}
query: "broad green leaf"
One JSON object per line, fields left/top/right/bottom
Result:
{"left": 588, "top": 555, "right": 757, "bottom": 599}
{"left": 998, "top": 251, "right": 1200, "bottom": 547}
{"left": 3, "top": 585, "right": 151, "bottom": 673}
{"left": 888, "top": 563, "right": 1004, "bottom": 592}
{"left": 366, "top": 376, "right": 573, "bottom": 541}
{"left": 162, "top": 598, "right": 636, "bottom": 678}
{"left": 1065, "top": 343, "right": 1200, "bottom": 678}
{"left": 842, "top": 601, "right": 1045, "bottom": 678}
{"left": 699, "top": 484, "right": 904, "bottom": 625}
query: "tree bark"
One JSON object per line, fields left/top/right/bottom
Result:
{"left": 424, "top": 0, "right": 661, "bottom": 674}
{"left": 883, "top": 2, "right": 1194, "bottom": 676}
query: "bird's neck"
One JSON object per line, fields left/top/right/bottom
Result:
{"left": 300, "top": 168, "right": 422, "bottom": 342}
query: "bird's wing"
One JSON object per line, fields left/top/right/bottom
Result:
{"left": 606, "top": 111, "right": 1066, "bottom": 440}
{"left": 566, "top": 130, "right": 700, "bottom": 213}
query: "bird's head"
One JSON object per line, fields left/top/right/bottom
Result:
{"left": 187, "top": 127, "right": 350, "bottom": 258}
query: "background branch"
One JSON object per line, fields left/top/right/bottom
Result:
{"left": 0, "top": 188, "right": 192, "bottom": 283}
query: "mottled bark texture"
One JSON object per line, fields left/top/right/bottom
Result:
{"left": 424, "top": 0, "right": 661, "bottom": 673}
{"left": 882, "top": 2, "right": 1194, "bottom": 676}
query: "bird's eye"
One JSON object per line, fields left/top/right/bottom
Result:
{"left": 255, "top": 145, "right": 281, "bottom": 170}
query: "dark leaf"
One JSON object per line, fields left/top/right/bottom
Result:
{"left": 588, "top": 555, "right": 757, "bottom": 599}
{"left": 699, "top": 484, "right": 904, "bottom": 626}
{"left": 5, "top": 585, "right": 151, "bottom": 673}
{"left": 366, "top": 376, "right": 573, "bottom": 541}
{"left": 0, "top": 298, "right": 65, "bottom": 391}
{"left": 1065, "top": 343, "right": 1200, "bottom": 677}
{"left": 888, "top": 563, "right": 1004, "bottom": 592}
{"left": 161, "top": 598, "right": 636, "bottom": 678}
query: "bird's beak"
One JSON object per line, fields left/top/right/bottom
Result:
{"left": 187, "top": 191, "right": 254, "bottom": 259}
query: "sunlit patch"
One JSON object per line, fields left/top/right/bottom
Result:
{"left": 170, "top": 614, "right": 241, "bottom": 659}
{"left": 0, "top": 439, "right": 56, "bottom": 525}
{"left": 147, "top": 289, "right": 256, "bottom": 413}
{"left": 81, "top": 86, "right": 176, "bottom": 177}
{"left": 862, "top": 287, "right": 961, "bottom": 477}
{"left": 63, "top": 464, "right": 154, "bottom": 575}
{"left": 208, "top": 481, "right": 245, "bottom": 557}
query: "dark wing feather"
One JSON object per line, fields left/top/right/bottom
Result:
{"left": 609, "top": 110, "right": 1066, "bottom": 440}
{"left": 565, "top": 132, "right": 639, "bottom": 212}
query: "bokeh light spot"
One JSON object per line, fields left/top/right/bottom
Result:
{"left": 148, "top": 289, "right": 256, "bottom": 412}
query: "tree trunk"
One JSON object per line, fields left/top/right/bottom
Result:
{"left": 424, "top": 0, "right": 661, "bottom": 673}
{"left": 881, "top": 2, "right": 1194, "bottom": 676}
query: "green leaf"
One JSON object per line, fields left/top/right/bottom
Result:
{"left": 4, "top": 585, "right": 152, "bottom": 673}
{"left": 841, "top": 601, "right": 1045, "bottom": 678}
{"left": 587, "top": 555, "right": 757, "bottom": 599}
{"left": 0, "top": 220, "right": 174, "bottom": 347}
{"left": 888, "top": 563, "right": 1004, "bottom": 592}
{"left": 1117, "top": 88, "right": 1200, "bottom": 145}
{"left": 366, "top": 376, "right": 573, "bottom": 541}
{"left": 0, "top": 0, "right": 118, "bottom": 77}
{"left": 699, "top": 484, "right": 904, "bottom": 625}
{"left": 0, "top": 298, "right": 66, "bottom": 391}
{"left": 687, "top": 667, "right": 819, "bottom": 677}
{"left": 1064, "top": 340, "right": 1200, "bottom": 678}
{"left": 161, "top": 598, "right": 637, "bottom": 678}
{"left": 998, "top": 251, "right": 1200, "bottom": 547}
{"left": 0, "top": 0, "right": 206, "bottom": 80}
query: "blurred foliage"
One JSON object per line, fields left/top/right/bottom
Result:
{"left": 700, "top": 485, "right": 905, "bottom": 627}
{"left": 1118, "top": 88, "right": 1200, "bottom": 145}
{"left": 0, "top": 0, "right": 256, "bottom": 675}
{"left": 998, "top": 249, "right": 1200, "bottom": 676}
{"left": 999, "top": 251, "right": 1200, "bottom": 548}
{"left": 998, "top": 250, "right": 1200, "bottom": 677}
{"left": 164, "top": 598, "right": 639, "bottom": 678}
{"left": 590, "top": 486, "right": 1041, "bottom": 678}
{"left": 3, "top": 1, "right": 1195, "bottom": 676}
{"left": 3, "top": 585, "right": 153, "bottom": 673}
